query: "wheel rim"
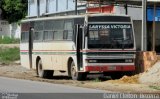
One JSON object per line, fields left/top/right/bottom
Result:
{"left": 38, "top": 61, "right": 43, "bottom": 76}
{"left": 71, "top": 63, "right": 77, "bottom": 78}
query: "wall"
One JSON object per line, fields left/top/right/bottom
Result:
{"left": 0, "top": 20, "right": 10, "bottom": 37}
{"left": 10, "top": 23, "right": 21, "bottom": 38}
{"left": 147, "top": 7, "right": 160, "bottom": 21}
{"left": 27, "top": 1, "right": 160, "bottom": 53}
{"left": 28, "top": 0, "right": 38, "bottom": 17}
{"left": 87, "top": 5, "right": 115, "bottom": 13}
{"left": 46, "top": 0, "right": 57, "bottom": 13}
{"left": 86, "top": 5, "right": 142, "bottom": 20}
{"left": 133, "top": 20, "right": 160, "bottom": 53}
{"left": 147, "top": 22, "right": 160, "bottom": 52}
{"left": 128, "top": 7, "right": 142, "bottom": 20}
{"left": 0, "top": 20, "right": 21, "bottom": 38}
{"left": 28, "top": 0, "right": 79, "bottom": 17}
{"left": 39, "top": 0, "right": 46, "bottom": 15}
{"left": 115, "top": 6, "right": 142, "bottom": 20}
{"left": 133, "top": 20, "right": 142, "bottom": 51}
{"left": 155, "top": 22, "right": 160, "bottom": 49}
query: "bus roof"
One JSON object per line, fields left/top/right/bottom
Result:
{"left": 21, "top": 13, "right": 131, "bottom": 23}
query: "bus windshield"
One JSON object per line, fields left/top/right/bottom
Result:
{"left": 88, "top": 24, "right": 134, "bottom": 49}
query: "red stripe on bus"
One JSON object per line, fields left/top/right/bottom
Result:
{"left": 81, "top": 50, "right": 136, "bottom": 52}
{"left": 20, "top": 50, "right": 76, "bottom": 52}
{"left": 20, "top": 49, "right": 136, "bottom": 52}
{"left": 85, "top": 65, "right": 135, "bottom": 72}
{"left": 20, "top": 50, "right": 28, "bottom": 52}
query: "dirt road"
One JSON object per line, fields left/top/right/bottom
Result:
{"left": 0, "top": 64, "right": 159, "bottom": 93}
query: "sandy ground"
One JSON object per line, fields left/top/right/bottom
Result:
{"left": 0, "top": 64, "right": 159, "bottom": 93}
{"left": 139, "top": 61, "right": 160, "bottom": 85}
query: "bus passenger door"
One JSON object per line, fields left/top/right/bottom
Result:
{"left": 76, "top": 25, "right": 83, "bottom": 71}
{"left": 29, "top": 27, "right": 34, "bottom": 69}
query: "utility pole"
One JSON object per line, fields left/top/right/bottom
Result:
{"left": 141, "top": 0, "right": 147, "bottom": 51}
{"left": 37, "top": 0, "right": 40, "bottom": 17}
{"left": 75, "top": 0, "right": 78, "bottom": 15}
{"left": 152, "top": 3, "right": 156, "bottom": 51}
{"left": 125, "top": 4, "right": 128, "bottom": 15}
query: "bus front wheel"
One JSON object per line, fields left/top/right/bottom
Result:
{"left": 70, "top": 61, "right": 87, "bottom": 81}
{"left": 37, "top": 59, "right": 54, "bottom": 78}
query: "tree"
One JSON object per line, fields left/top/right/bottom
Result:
{"left": 1, "top": 0, "right": 27, "bottom": 23}
{"left": 0, "top": 0, "right": 3, "bottom": 18}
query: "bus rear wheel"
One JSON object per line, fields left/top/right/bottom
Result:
{"left": 70, "top": 61, "right": 87, "bottom": 81}
{"left": 37, "top": 59, "right": 54, "bottom": 78}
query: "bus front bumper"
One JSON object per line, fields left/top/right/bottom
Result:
{"left": 85, "top": 65, "right": 135, "bottom": 72}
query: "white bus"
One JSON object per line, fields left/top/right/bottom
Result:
{"left": 20, "top": 14, "right": 136, "bottom": 80}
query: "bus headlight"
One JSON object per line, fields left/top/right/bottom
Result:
{"left": 125, "top": 59, "right": 133, "bottom": 63}
{"left": 88, "top": 60, "right": 97, "bottom": 63}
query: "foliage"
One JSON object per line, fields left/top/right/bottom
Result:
{"left": 0, "top": 47, "right": 20, "bottom": 64}
{"left": 93, "top": 78, "right": 102, "bottom": 82}
{"left": 149, "top": 85, "right": 160, "bottom": 90}
{"left": 0, "top": 36, "right": 20, "bottom": 44}
{"left": 0, "top": 0, "right": 27, "bottom": 23}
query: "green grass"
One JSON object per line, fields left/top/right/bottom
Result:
{"left": 0, "top": 47, "right": 20, "bottom": 64}
{"left": 149, "top": 85, "right": 160, "bottom": 90}
{"left": 0, "top": 36, "right": 20, "bottom": 44}
{"left": 93, "top": 78, "right": 102, "bottom": 82}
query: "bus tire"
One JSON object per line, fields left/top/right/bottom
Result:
{"left": 37, "top": 59, "right": 53, "bottom": 78}
{"left": 70, "top": 61, "right": 87, "bottom": 81}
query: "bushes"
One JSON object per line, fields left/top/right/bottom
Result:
{"left": 0, "top": 36, "right": 20, "bottom": 64}
{"left": 0, "top": 36, "right": 20, "bottom": 44}
{"left": 0, "top": 47, "right": 20, "bottom": 64}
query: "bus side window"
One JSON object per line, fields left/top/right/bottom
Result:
{"left": 44, "top": 31, "right": 49, "bottom": 40}
{"left": 63, "top": 30, "right": 73, "bottom": 40}
{"left": 67, "top": 31, "right": 73, "bottom": 40}
{"left": 63, "top": 30, "right": 68, "bottom": 40}
{"left": 64, "top": 20, "right": 73, "bottom": 40}
{"left": 21, "top": 32, "right": 25, "bottom": 42}
{"left": 34, "top": 31, "right": 43, "bottom": 41}
{"left": 44, "top": 31, "right": 54, "bottom": 41}
{"left": 21, "top": 32, "right": 29, "bottom": 42}
{"left": 54, "top": 31, "right": 63, "bottom": 40}
{"left": 33, "top": 21, "right": 44, "bottom": 42}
